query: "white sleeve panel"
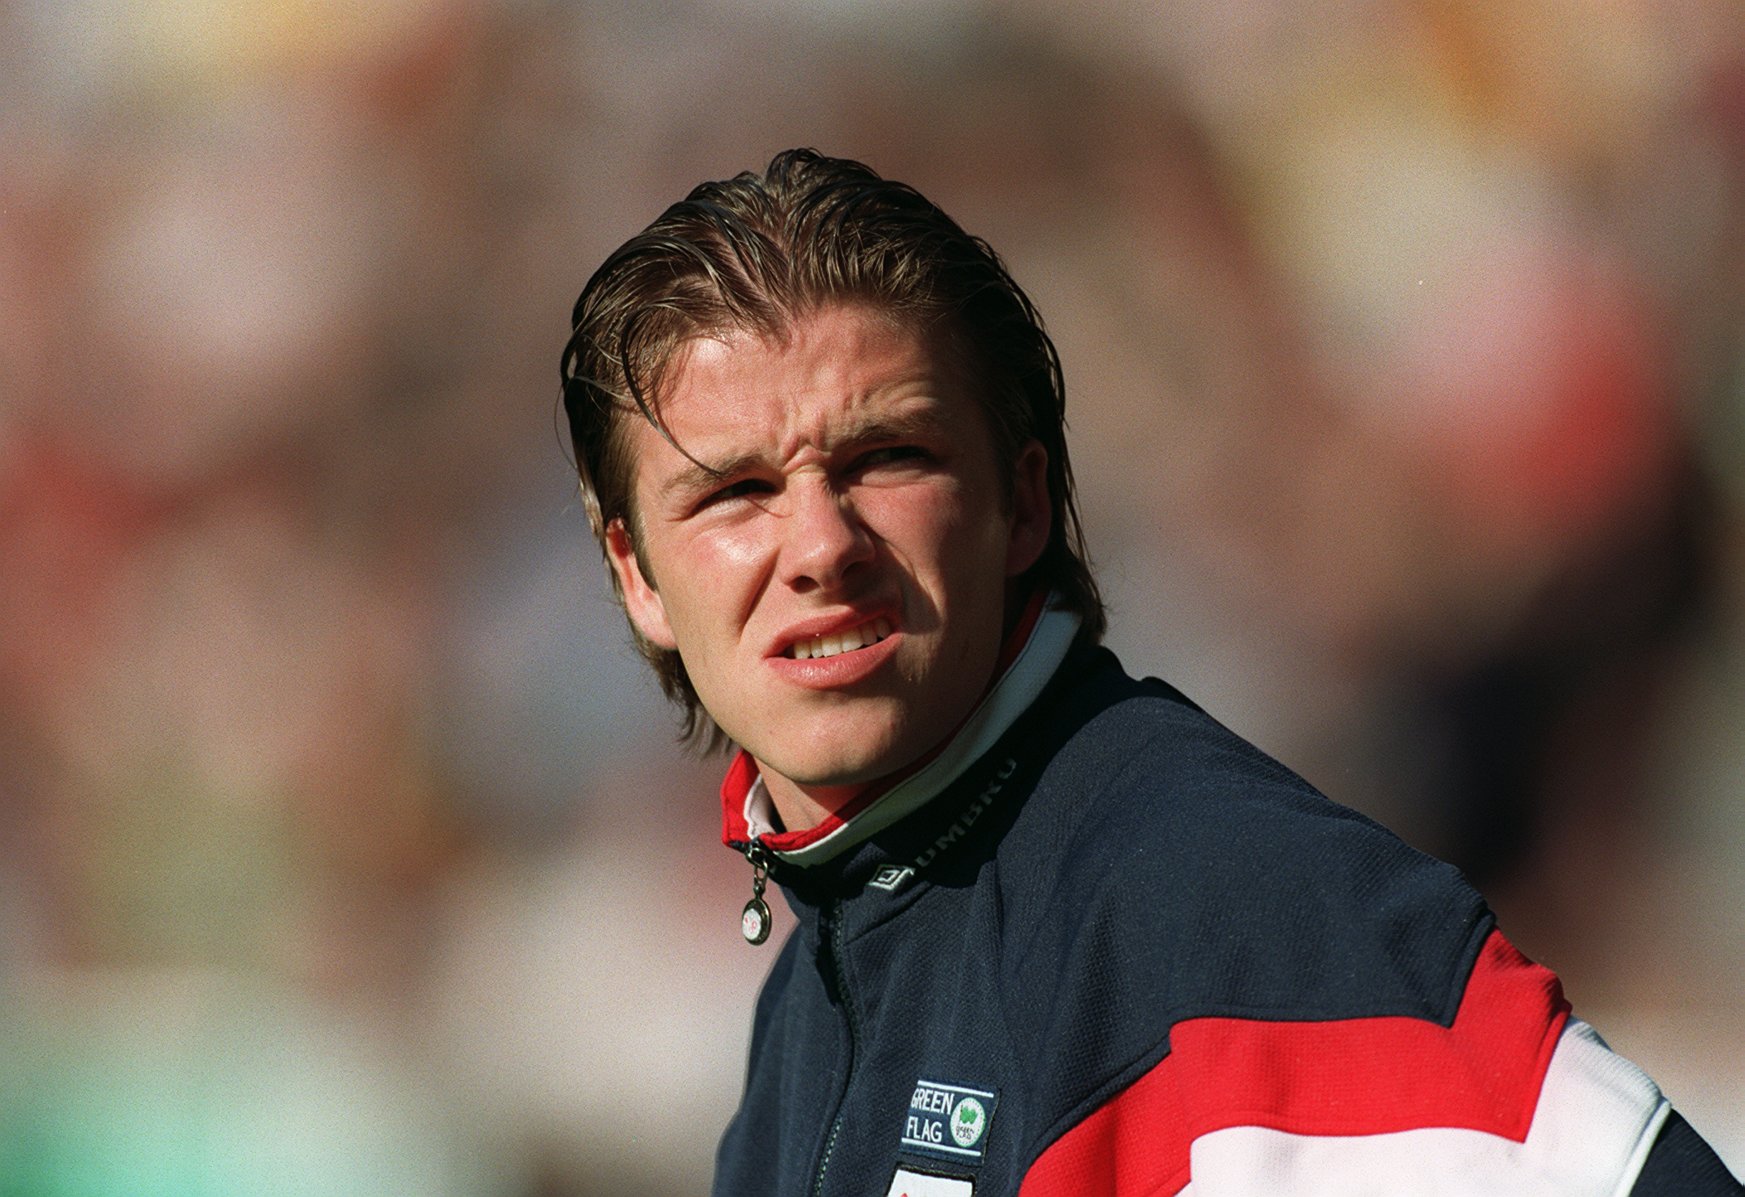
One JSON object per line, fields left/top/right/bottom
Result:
{"left": 1179, "top": 1020, "right": 1670, "bottom": 1197}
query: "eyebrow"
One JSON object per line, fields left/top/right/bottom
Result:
{"left": 654, "top": 405, "right": 951, "bottom": 505}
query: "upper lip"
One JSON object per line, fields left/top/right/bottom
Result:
{"left": 767, "top": 608, "right": 898, "bottom": 659}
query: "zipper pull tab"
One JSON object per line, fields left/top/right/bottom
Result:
{"left": 741, "top": 841, "right": 773, "bottom": 946}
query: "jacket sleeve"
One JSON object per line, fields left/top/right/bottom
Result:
{"left": 1018, "top": 929, "right": 1741, "bottom": 1196}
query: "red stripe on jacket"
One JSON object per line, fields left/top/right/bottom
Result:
{"left": 1018, "top": 929, "right": 1570, "bottom": 1197}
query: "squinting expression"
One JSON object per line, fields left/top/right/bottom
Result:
{"left": 605, "top": 304, "right": 1051, "bottom": 830}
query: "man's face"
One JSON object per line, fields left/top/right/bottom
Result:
{"left": 605, "top": 304, "right": 1050, "bottom": 821}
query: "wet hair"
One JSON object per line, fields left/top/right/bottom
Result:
{"left": 560, "top": 147, "right": 1103, "bottom": 745}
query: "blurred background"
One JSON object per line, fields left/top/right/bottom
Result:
{"left": 2, "top": 0, "right": 1742, "bottom": 1191}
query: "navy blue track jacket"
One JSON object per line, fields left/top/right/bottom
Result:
{"left": 712, "top": 614, "right": 1741, "bottom": 1196}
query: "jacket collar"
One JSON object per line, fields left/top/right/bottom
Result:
{"left": 720, "top": 594, "right": 1082, "bottom": 869}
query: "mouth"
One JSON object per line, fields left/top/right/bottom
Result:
{"left": 785, "top": 617, "right": 894, "bottom": 660}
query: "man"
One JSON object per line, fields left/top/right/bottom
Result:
{"left": 560, "top": 149, "right": 1740, "bottom": 1196}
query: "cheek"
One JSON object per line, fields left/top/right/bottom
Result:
{"left": 707, "top": 524, "right": 776, "bottom": 572}
{"left": 933, "top": 488, "right": 1015, "bottom": 569}
{"left": 652, "top": 523, "right": 774, "bottom": 636}
{"left": 862, "top": 481, "right": 981, "bottom": 549}
{"left": 864, "top": 488, "right": 1012, "bottom": 627}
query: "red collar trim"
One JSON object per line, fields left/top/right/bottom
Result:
{"left": 719, "top": 589, "right": 1050, "bottom": 853}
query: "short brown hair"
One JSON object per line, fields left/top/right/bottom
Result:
{"left": 560, "top": 148, "right": 1103, "bottom": 745}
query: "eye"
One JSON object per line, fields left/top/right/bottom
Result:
{"left": 853, "top": 445, "right": 931, "bottom": 471}
{"left": 698, "top": 477, "right": 772, "bottom": 509}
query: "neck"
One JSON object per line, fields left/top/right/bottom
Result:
{"left": 759, "top": 774, "right": 864, "bottom": 836}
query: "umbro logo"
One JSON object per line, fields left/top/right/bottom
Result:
{"left": 869, "top": 865, "right": 915, "bottom": 892}
{"left": 869, "top": 758, "right": 1020, "bottom": 896}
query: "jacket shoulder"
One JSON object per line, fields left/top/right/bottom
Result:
{"left": 998, "top": 649, "right": 1490, "bottom": 1032}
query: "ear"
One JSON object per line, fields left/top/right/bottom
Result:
{"left": 1005, "top": 439, "right": 1052, "bottom": 577}
{"left": 605, "top": 519, "right": 679, "bottom": 650}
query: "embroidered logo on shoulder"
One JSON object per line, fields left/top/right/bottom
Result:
{"left": 869, "top": 865, "right": 915, "bottom": 892}
{"left": 902, "top": 1079, "right": 998, "bottom": 1162}
{"left": 885, "top": 1165, "right": 973, "bottom": 1197}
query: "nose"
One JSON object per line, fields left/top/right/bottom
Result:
{"left": 778, "top": 478, "right": 874, "bottom": 592}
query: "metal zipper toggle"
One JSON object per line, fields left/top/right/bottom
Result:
{"left": 741, "top": 840, "right": 773, "bottom": 945}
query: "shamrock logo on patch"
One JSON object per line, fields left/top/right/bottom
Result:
{"left": 949, "top": 1097, "right": 987, "bottom": 1148}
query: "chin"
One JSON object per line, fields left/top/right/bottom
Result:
{"left": 758, "top": 718, "right": 920, "bottom": 790}
{"left": 770, "top": 749, "right": 898, "bottom": 791}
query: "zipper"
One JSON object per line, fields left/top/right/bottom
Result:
{"left": 741, "top": 840, "right": 773, "bottom": 945}
{"left": 812, "top": 901, "right": 859, "bottom": 1197}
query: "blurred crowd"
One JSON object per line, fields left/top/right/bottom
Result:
{"left": 1, "top": 0, "right": 1741, "bottom": 1191}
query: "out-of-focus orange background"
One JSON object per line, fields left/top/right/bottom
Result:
{"left": 2, "top": 1, "right": 1741, "bottom": 1191}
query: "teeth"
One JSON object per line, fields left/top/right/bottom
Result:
{"left": 790, "top": 618, "right": 893, "bottom": 660}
